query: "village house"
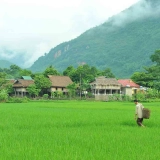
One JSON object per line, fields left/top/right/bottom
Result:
{"left": 118, "top": 79, "right": 140, "bottom": 96}
{"left": 13, "top": 76, "right": 34, "bottom": 97}
{"left": 47, "top": 75, "right": 73, "bottom": 95}
{"left": 11, "top": 75, "right": 140, "bottom": 99}
{"left": 90, "top": 76, "right": 121, "bottom": 101}
{"left": 13, "top": 75, "right": 73, "bottom": 97}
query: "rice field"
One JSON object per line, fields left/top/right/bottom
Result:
{"left": 0, "top": 100, "right": 159, "bottom": 160}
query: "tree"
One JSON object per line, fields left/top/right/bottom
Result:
{"left": 150, "top": 49, "right": 160, "bottom": 65}
{"left": 0, "top": 72, "right": 14, "bottom": 95}
{"left": 34, "top": 75, "right": 51, "bottom": 95}
{"left": 0, "top": 72, "right": 7, "bottom": 89}
{"left": 43, "top": 66, "right": 60, "bottom": 77}
{"left": 100, "top": 68, "right": 115, "bottom": 78}
{"left": 72, "top": 65, "right": 96, "bottom": 83}
{"left": 131, "top": 72, "right": 154, "bottom": 87}
{"left": 19, "top": 69, "right": 32, "bottom": 77}
{"left": 66, "top": 83, "right": 77, "bottom": 98}
{"left": 0, "top": 73, "right": 9, "bottom": 101}
{"left": 9, "top": 64, "right": 21, "bottom": 78}
{"left": 63, "top": 64, "right": 115, "bottom": 84}
{"left": 27, "top": 84, "right": 40, "bottom": 98}
{"left": 63, "top": 66, "right": 76, "bottom": 80}
{"left": 131, "top": 49, "right": 160, "bottom": 90}
{"left": 90, "top": 66, "right": 99, "bottom": 77}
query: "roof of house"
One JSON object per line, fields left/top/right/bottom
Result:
{"left": 21, "top": 76, "right": 33, "bottom": 80}
{"left": 90, "top": 76, "right": 121, "bottom": 86}
{"left": 48, "top": 75, "right": 73, "bottom": 87}
{"left": 13, "top": 79, "right": 34, "bottom": 87}
{"left": 6, "top": 79, "right": 16, "bottom": 84}
{"left": 118, "top": 79, "right": 140, "bottom": 88}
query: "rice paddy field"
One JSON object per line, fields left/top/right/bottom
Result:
{"left": 0, "top": 100, "right": 160, "bottom": 160}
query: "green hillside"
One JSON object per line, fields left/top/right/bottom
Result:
{"left": 0, "top": 60, "right": 13, "bottom": 69}
{"left": 29, "top": 0, "right": 160, "bottom": 78}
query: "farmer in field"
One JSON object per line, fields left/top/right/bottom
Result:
{"left": 134, "top": 99, "right": 145, "bottom": 127}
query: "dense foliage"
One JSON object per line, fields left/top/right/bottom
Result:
{"left": 0, "top": 64, "right": 115, "bottom": 83}
{"left": 131, "top": 50, "right": 160, "bottom": 91}
{"left": 0, "top": 63, "right": 116, "bottom": 100}
{"left": 0, "top": 64, "right": 32, "bottom": 79}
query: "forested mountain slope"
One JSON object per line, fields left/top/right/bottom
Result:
{"left": 29, "top": 0, "right": 160, "bottom": 78}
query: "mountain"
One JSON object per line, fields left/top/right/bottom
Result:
{"left": 29, "top": 0, "right": 160, "bottom": 78}
{"left": 0, "top": 47, "right": 27, "bottom": 69}
{"left": 0, "top": 60, "right": 13, "bottom": 69}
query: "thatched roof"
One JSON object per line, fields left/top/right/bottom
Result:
{"left": 6, "top": 79, "right": 16, "bottom": 84}
{"left": 90, "top": 76, "right": 121, "bottom": 86}
{"left": 13, "top": 79, "right": 34, "bottom": 87}
{"left": 48, "top": 75, "right": 73, "bottom": 87}
{"left": 118, "top": 79, "right": 140, "bottom": 88}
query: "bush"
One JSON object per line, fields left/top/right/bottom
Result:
{"left": 121, "top": 94, "right": 132, "bottom": 101}
{"left": 108, "top": 94, "right": 132, "bottom": 102}
{"left": 7, "top": 96, "right": 30, "bottom": 103}
{"left": 145, "top": 88, "right": 159, "bottom": 99}
{"left": 0, "top": 89, "right": 8, "bottom": 102}
{"left": 43, "top": 94, "right": 49, "bottom": 100}
{"left": 132, "top": 93, "right": 146, "bottom": 102}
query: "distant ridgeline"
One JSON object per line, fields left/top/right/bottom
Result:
{"left": 29, "top": 0, "right": 160, "bottom": 78}
{"left": 0, "top": 60, "right": 13, "bottom": 69}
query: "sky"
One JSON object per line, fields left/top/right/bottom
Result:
{"left": 0, "top": 0, "right": 140, "bottom": 68}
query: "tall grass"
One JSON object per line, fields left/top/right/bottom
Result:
{"left": 0, "top": 101, "right": 159, "bottom": 160}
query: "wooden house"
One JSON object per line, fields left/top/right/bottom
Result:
{"left": 48, "top": 75, "right": 73, "bottom": 94}
{"left": 90, "top": 76, "right": 121, "bottom": 101}
{"left": 13, "top": 76, "right": 34, "bottom": 97}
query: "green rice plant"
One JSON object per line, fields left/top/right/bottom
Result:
{"left": 0, "top": 101, "right": 159, "bottom": 160}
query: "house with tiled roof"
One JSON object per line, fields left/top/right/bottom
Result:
{"left": 48, "top": 75, "right": 73, "bottom": 94}
{"left": 90, "top": 76, "right": 121, "bottom": 101}
{"left": 118, "top": 79, "right": 140, "bottom": 96}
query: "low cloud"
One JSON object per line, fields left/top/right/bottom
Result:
{"left": 109, "top": 0, "right": 160, "bottom": 27}
{"left": 0, "top": 41, "right": 54, "bottom": 68}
